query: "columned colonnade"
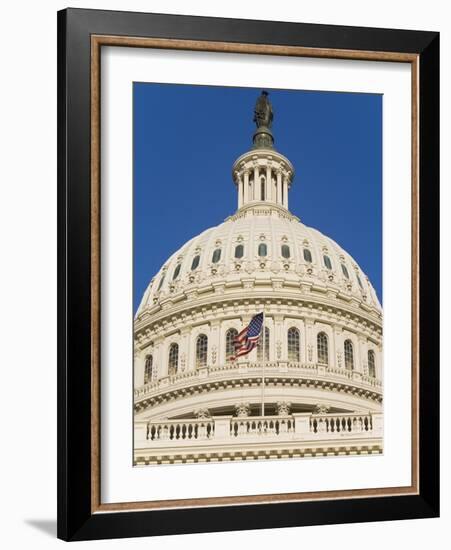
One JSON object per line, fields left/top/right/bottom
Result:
{"left": 234, "top": 150, "right": 293, "bottom": 211}
{"left": 135, "top": 313, "right": 382, "bottom": 387}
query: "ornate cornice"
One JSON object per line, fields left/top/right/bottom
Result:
{"left": 134, "top": 292, "right": 382, "bottom": 350}
{"left": 134, "top": 364, "right": 383, "bottom": 415}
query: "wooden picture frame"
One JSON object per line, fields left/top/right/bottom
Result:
{"left": 57, "top": 7, "right": 439, "bottom": 541}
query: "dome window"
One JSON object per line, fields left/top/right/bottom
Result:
{"left": 344, "top": 340, "right": 354, "bottom": 371}
{"left": 191, "top": 255, "right": 200, "bottom": 270}
{"left": 172, "top": 264, "right": 181, "bottom": 280}
{"left": 168, "top": 343, "right": 179, "bottom": 375}
{"left": 323, "top": 255, "right": 332, "bottom": 270}
{"left": 157, "top": 275, "right": 165, "bottom": 291}
{"left": 212, "top": 248, "right": 221, "bottom": 264}
{"left": 234, "top": 244, "right": 244, "bottom": 259}
{"left": 357, "top": 273, "right": 364, "bottom": 289}
{"left": 258, "top": 243, "right": 267, "bottom": 257}
{"left": 226, "top": 328, "right": 238, "bottom": 361}
{"left": 144, "top": 354, "right": 153, "bottom": 384}
{"left": 281, "top": 244, "right": 290, "bottom": 259}
{"left": 196, "top": 334, "right": 208, "bottom": 368}
{"left": 287, "top": 327, "right": 300, "bottom": 362}
{"left": 368, "top": 350, "right": 376, "bottom": 378}
{"left": 303, "top": 248, "right": 312, "bottom": 263}
{"left": 317, "top": 332, "right": 329, "bottom": 365}
{"left": 257, "top": 327, "right": 270, "bottom": 361}
{"left": 341, "top": 264, "right": 350, "bottom": 279}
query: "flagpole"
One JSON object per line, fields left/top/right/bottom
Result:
{"left": 261, "top": 312, "right": 265, "bottom": 417}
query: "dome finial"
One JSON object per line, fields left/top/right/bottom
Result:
{"left": 252, "top": 91, "right": 274, "bottom": 149}
{"left": 232, "top": 91, "right": 294, "bottom": 211}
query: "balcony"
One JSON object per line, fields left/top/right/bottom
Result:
{"left": 134, "top": 411, "right": 383, "bottom": 464}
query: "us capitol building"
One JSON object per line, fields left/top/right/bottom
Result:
{"left": 134, "top": 92, "right": 383, "bottom": 465}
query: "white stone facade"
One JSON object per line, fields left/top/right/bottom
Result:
{"left": 134, "top": 99, "right": 383, "bottom": 465}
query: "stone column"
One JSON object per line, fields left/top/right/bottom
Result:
{"left": 333, "top": 328, "right": 343, "bottom": 369}
{"left": 243, "top": 170, "right": 249, "bottom": 204}
{"left": 180, "top": 328, "right": 191, "bottom": 373}
{"left": 209, "top": 320, "right": 221, "bottom": 367}
{"left": 189, "top": 332, "right": 198, "bottom": 371}
{"left": 271, "top": 170, "right": 277, "bottom": 202}
{"left": 273, "top": 314, "right": 284, "bottom": 363}
{"left": 299, "top": 319, "right": 307, "bottom": 363}
{"left": 134, "top": 348, "right": 144, "bottom": 387}
{"left": 153, "top": 338, "right": 164, "bottom": 378}
{"left": 264, "top": 314, "right": 274, "bottom": 361}
{"left": 266, "top": 165, "right": 272, "bottom": 202}
{"left": 304, "top": 318, "right": 314, "bottom": 363}
{"left": 356, "top": 335, "right": 367, "bottom": 374}
{"left": 377, "top": 344, "right": 383, "bottom": 381}
{"left": 236, "top": 173, "right": 243, "bottom": 209}
{"left": 254, "top": 165, "right": 259, "bottom": 200}
{"left": 276, "top": 170, "right": 282, "bottom": 205}
{"left": 330, "top": 324, "right": 341, "bottom": 368}
{"left": 283, "top": 176, "right": 289, "bottom": 209}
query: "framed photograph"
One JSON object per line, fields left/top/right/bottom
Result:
{"left": 57, "top": 8, "right": 439, "bottom": 541}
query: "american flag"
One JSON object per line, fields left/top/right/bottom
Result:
{"left": 231, "top": 312, "right": 264, "bottom": 360}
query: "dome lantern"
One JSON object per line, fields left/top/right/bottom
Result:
{"left": 232, "top": 91, "right": 295, "bottom": 211}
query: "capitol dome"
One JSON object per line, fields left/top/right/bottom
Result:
{"left": 136, "top": 206, "right": 381, "bottom": 318}
{"left": 134, "top": 91, "right": 383, "bottom": 466}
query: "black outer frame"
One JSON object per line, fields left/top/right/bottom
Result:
{"left": 57, "top": 8, "right": 439, "bottom": 542}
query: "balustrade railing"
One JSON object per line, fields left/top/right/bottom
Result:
{"left": 138, "top": 412, "right": 382, "bottom": 445}
{"left": 148, "top": 418, "right": 214, "bottom": 441}
{"left": 310, "top": 413, "right": 373, "bottom": 434}
{"left": 230, "top": 416, "right": 295, "bottom": 437}
{"left": 135, "top": 361, "right": 382, "bottom": 400}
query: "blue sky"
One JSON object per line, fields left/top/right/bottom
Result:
{"left": 133, "top": 83, "right": 382, "bottom": 313}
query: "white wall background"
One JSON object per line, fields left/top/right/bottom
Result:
{"left": 0, "top": 0, "right": 447, "bottom": 548}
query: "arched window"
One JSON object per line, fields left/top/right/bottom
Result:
{"left": 257, "top": 327, "right": 270, "bottom": 361}
{"left": 368, "top": 350, "right": 376, "bottom": 378}
{"left": 168, "top": 343, "right": 179, "bottom": 375}
{"left": 212, "top": 248, "right": 221, "bottom": 264}
{"left": 172, "top": 264, "right": 181, "bottom": 280}
{"left": 344, "top": 339, "right": 354, "bottom": 370}
{"left": 226, "top": 328, "right": 238, "bottom": 361}
{"left": 157, "top": 275, "right": 165, "bottom": 291}
{"left": 323, "top": 255, "right": 332, "bottom": 270}
{"left": 287, "top": 327, "right": 300, "bottom": 362}
{"left": 317, "top": 332, "right": 329, "bottom": 365}
{"left": 303, "top": 248, "right": 312, "bottom": 263}
{"left": 261, "top": 177, "right": 266, "bottom": 201}
{"left": 196, "top": 334, "right": 208, "bottom": 368}
{"left": 144, "top": 354, "right": 153, "bottom": 384}
{"left": 341, "top": 264, "right": 350, "bottom": 279}
{"left": 357, "top": 274, "right": 364, "bottom": 288}
{"left": 281, "top": 244, "right": 290, "bottom": 259}
{"left": 234, "top": 244, "right": 244, "bottom": 259}
{"left": 191, "top": 255, "right": 200, "bottom": 270}
{"left": 258, "top": 243, "right": 267, "bottom": 257}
